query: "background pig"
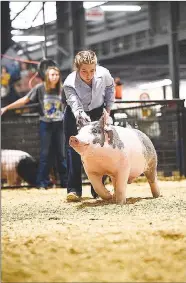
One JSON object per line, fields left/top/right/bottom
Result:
{"left": 69, "top": 110, "right": 160, "bottom": 204}
{"left": 1, "top": 149, "right": 37, "bottom": 186}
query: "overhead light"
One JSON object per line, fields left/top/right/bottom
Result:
{"left": 83, "top": 1, "right": 106, "bottom": 9}
{"left": 12, "top": 35, "right": 45, "bottom": 42}
{"left": 27, "top": 44, "right": 41, "bottom": 52}
{"left": 17, "top": 50, "right": 24, "bottom": 55}
{"left": 138, "top": 79, "right": 172, "bottom": 90}
{"left": 100, "top": 5, "right": 141, "bottom": 12}
{"left": 11, "top": 29, "right": 23, "bottom": 35}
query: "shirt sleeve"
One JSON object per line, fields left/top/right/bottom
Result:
{"left": 63, "top": 85, "right": 84, "bottom": 117}
{"left": 26, "top": 84, "right": 39, "bottom": 102}
{"left": 104, "top": 70, "right": 115, "bottom": 110}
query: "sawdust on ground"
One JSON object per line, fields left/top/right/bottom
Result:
{"left": 2, "top": 180, "right": 186, "bottom": 282}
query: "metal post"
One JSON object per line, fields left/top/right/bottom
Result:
{"left": 168, "top": 1, "right": 180, "bottom": 99}
{"left": 162, "top": 85, "right": 166, "bottom": 99}
{"left": 42, "top": 2, "right": 47, "bottom": 58}
{"left": 71, "top": 2, "right": 86, "bottom": 55}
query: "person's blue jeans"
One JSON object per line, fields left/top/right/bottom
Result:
{"left": 64, "top": 106, "right": 82, "bottom": 196}
{"left": 36, "top": 120, "right": 67, "bottom": 188}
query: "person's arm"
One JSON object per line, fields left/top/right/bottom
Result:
{"left": 104, "top": 71, "right": 115, "bottom": 114}
{"left": 63, "top": 85, "right": 84, "bottom": 117}
{"left": 1, "top": 96, "right": 30, "bottom": 115}
{"left": 63, "top": 85, "right": 91, "bottom": 126}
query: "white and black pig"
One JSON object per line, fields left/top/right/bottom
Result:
{"left": 69, "top": 110, "right": 160, "bottom": 204}
{"left": 1, "top": 149, "right": 38, "bottom": 186}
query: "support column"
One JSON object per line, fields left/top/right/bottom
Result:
{"left": 1, "top": 2, "right": 12, "bottom": 53}
{"left": 168, "top": 1, "right": 180, "bottom": 99}
{"left": 71, "top": 2, "right": 86, "bottom": 55}
{"left": 56, "top": 1, "right": 74, "bottom": 71}
{"left": 56, "top": 1, "right": 85, "bottom": 72}
{"left": 162, "top": 85, "right": 166, "bottom": 99}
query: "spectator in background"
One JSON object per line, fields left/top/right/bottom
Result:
{"left": 19, "top": 62, "right": 32, "bottom": 93}
{"left": 63, "top": 50, "right": 115, "bottom": 202}
{"left": 1, "top": 66, "right": 67, "bottom": 189}
{"left": 20, "top": 62, "right": 29, "bottom": 79}
{"left": 114, "top": 77, "right": 123, "bottom": 99}
{"left": 1, "top": 66, "right": 11, "bottom": 99}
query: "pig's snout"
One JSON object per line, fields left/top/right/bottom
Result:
{"left": 69, "top": 136, "right": 79, "bottom": 147}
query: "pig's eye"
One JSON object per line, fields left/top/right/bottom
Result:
{"left": 92, "top": 128, "right": 98, "bottom": 134}
{"left": 92, "top": 128, "right": 101, "bottom": 134}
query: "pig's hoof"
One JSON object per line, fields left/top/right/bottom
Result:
{"left": 112, "top": 194, "right": 116, "bottom": 202}
{"left": 153, "top": 192, "right": 161, "bottom": 198}
{"left": 116, "top": 199, "right": 126, "bottom": 205}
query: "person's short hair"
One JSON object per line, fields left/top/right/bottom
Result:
{"left": 74, "top": 50, "right": 97, "bottom": 71}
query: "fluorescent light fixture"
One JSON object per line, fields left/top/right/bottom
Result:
{"left": 138, "top": 79, "right": 172, "bottom": 90}
{"left": 17, "top": 50, "right": 24, "bottom": 55}
{"left": 83, "top": 1, "right": 106, "bottom": 9}
{"left": 11, "top": 29, "right": 23, "bottom": 35}
{"left": 100, "top": 5, "right": 141, "bottom": 12}
{"left": 27, "top": 44, "right": 41, "bottom": 52}
{"left": 12, "top": 35, "right": 45, "bottom": 42}
{"left": 46, "top": 41, "right": 54, "bottom": 47}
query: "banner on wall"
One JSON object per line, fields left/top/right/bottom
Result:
{"left": 85, "top": 7, "right": 104, "bottom": 21}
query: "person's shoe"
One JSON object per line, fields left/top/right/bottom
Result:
{"left": 91, "top": 186, "right": 99, "bottom": 199}
{"left": 67, "top": 192, "right": 81, "bottom": 202}
{"left": 37, "top": 186, "right": 47, "bottom": 190}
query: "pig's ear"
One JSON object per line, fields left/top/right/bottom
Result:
{"left": 99, "top": 109, "right": 110, "bottom": 128}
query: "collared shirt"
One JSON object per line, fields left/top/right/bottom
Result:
{"left": 63, "top": 65, "right": 115, "bottom": 116}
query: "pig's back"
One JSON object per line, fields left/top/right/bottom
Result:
{"left": 114, "top": 126, "right": 143, "bottom": 150}
{"left": 115, "top": 126, "right": 156, "bottom": 174}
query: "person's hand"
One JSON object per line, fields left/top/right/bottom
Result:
{"left": 1, "top": 107, "right": 7, "bottom": 116}
{"left": 103, "top": 109, "right": 113, "bottom": 125}
{"left": 107, "top": 116, "right": 113, "bottom": 125}
{"left": 75, "top": 110, "right": 91, "bottom": 129}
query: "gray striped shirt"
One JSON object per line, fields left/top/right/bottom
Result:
{"left": 63, "top": 65, "right": 115, "bottom": 116}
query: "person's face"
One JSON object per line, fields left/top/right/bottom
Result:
{"left": 2, "top": 67, "right": 6, "bottom": 74}
{"left": 48, "top": 69, "right": 60, "bottom": 84}
{"left": 79, "top": 63, "right": 96, "bottom": 84}
{"left": 21, "top": 63, "right": 27, "bottom": 70}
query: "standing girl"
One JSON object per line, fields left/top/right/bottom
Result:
{"left": 1, "top": 66, "right": 67, "bottom": 189}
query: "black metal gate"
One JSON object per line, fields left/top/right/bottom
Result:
{"left": 111, "top": 99, "right": 186, "bottom": 177}
{"left": 1, "top": 99, "right": 186, "bottom": 188}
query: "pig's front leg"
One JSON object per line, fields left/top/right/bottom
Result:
{"left": 87, "top": 173, "right": 112, "bottom": 200}
{"left": 115, "top": 164, "right": 130, "bottom": 205}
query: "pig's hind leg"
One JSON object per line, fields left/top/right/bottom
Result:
{"left": 111, "top": 176, "right": 116, "bottom": 201}
{"left": 87, "top": 173, "right": 112, "bottom": 200}
{"left": 144, "top": 159, "right": 160, "bottom": 198}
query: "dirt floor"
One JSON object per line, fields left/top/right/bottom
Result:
{"left": 2, "top": 180, "right": 186, "bottom": 283}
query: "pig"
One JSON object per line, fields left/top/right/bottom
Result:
{"left": 69, "top": 110, "right": 160, "bottom": 204}
{"left": 1, "top": 149, "right": 37, "bottom": 186}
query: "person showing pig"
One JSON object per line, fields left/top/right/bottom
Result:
{"left": 63, "top": 50, "right": 115, "bottom": 202}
